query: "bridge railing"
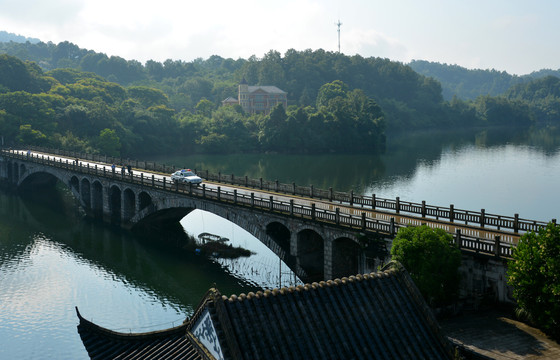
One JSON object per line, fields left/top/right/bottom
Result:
{"left": 3, "top": 148, "right": 521, "bottom": 260}
{"left": 4, "top": 147, "right": 554, "bottom": 236}
{"left": 193, "top": 163, "right": 553, "bottom": 235}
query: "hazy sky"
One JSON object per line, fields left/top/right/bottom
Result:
{"left": 1, "top": 0, "right": 558, "bottom": 75}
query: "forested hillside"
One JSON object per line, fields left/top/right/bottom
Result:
{"left": 0, "top": 39, "right": 557, "bottom": 157}
{"left": 409, "top": 59, "right": 560, "bottom": 101}
{"left": 0, "top": 40, "right": 453, "bottom": 132}
{"left": 505, "top": 76, "right": 560, "bottom": 124}
{"left": 0, "top": 54, "right": 385, "bottom": 156}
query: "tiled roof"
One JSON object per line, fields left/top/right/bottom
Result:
{"left": 247, "top": 86, "right": 286, "bottom": 94}
{"left": 198, "top": 263, "right": 454, "bottom": 359}
{"left": 76, "top": 263, "right": 453, "bottom": 360}
{"left": 222, "top": 97, "right": 238, "bottom": 103}
{"left": 76, "top": 307, "right": 211, "bottom": 360}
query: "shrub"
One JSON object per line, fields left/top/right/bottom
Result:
{"left": 391, "top": 225, "right": 462, "bottom": 306}
{"left": 507, "top": 222, "right": 560, "bottom": 339}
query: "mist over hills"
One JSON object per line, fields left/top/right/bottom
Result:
{"left": 0, "top": 31, "right": 40, "bottom": 44}
{"left": 409, "top": 60, "right": 560, "bottom": 101}
{"left": 3, "top": 29, "right": 558, "bottom": 104}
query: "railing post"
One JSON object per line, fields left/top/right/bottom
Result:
{"left": 163, "top": 177, "right": 166, "bottom": 190}
{"left": 372, "top": 194, "right": 376, "bottom": 209}
{"left": 202, "top": 184, "right": 206, "bottom": 198}
{"left": 329, "top": 187, "right": 333, "bottom": 202}
{"left": 234, "top": 189, "right": 237, "bottom": 204}
{"left": 480, "top": 209, "right": 485, "bottom": 227}
{"left": 362, "top": 212, "right": 366, "bottom": 231}
{"left": 455, "top": 229, "right": 461, "bottom": 249}
{"left": 259, "top": 177, "right": 263, "bottom": 189}
{"left": 292, "top": 182, "right": 296, "bottom": 195}
{"left": 218, "top": 172, "right": 221, "bottom": 183}
{"left": 449, "top": 204, "right": 454, "bottom": 222}
{"left": 390, "top": 218, "right": 395, "bottom": 236}
{"left": 251, "top": 193, "right": 254, "bottom": 207}
{"left": 151, "top": 175, "right": 155, "bottom": 187}
{"left": 141, "top": 173, "right": 143, "bottom": 186}
{"left": 245, "top": 176, "right": 248, "bottom": 187}
{"left": 290, "top": 199, "right": 294, "bottom": 216}
{"left": 514, "top": 213, "right": 519, "bottom": 233}
{"left": 232, "top": 174, "right": 235, "bottom": 185}
{"left": 189, "top": 182, "right": 193, "bottom": 195}
{"left": 217, "top": 186, "right": 221, "bottom": 201}
{"left": 311, "top": 203, "right": 315, "bottom": 220}
{"left": 275, "top": 180, "right": 279, "bottom": 192}
{"left": 421, "top": 200, "right": 426, "bottom": 217}
{"left": 310, "top": 185, "right": 314, "bottom": 198}
{"left": 269, "top": 196, "right": 273, "bottom": 211}
{"left": 494, "top": 235, "right": 501, "bottom": 257}
{"left": 336, "top": 208, "right": 340, "bottom": 225}
{"left": 396, "top": 197, "right": 400, "bottom": 214}
{"left": 350, "top": 190, "right": 353, "bottom": 206}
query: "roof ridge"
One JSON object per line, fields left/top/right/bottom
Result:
{"left": 222, "top": 267, "right": 400, "bottom": 302}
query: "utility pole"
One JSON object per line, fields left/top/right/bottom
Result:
{"left": 336, "top": 19, "right": 342, "bottom": 53}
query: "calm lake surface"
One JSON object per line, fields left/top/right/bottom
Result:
{"left": 1, "top": 127, "right": 559, "bottom": 359}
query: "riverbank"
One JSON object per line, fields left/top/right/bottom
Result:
{"left": 440, "top": 309, "right": 560, "bottom": 359}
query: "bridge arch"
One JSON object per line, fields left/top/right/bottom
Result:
{"left": 138, "top": 191, "right": 152, "bottom": 212}
{"left": 81, "top": 178, "right": 91, "bottom": 209}
{"left": 296, "top": 229, "right": 324, "bottom": 282}
{"left": 91, "top": 181, "right": 103, "bottom": 218}
{"left": 12, "top": 161, "right": 19, "bottom": 183}
{"left": 70, "top": 176, "right": 79, "bottom": 192}
{"left": 109, "top": 185, "right": 122, "bottom": 224}
{"left": 265, "top": 222, "right": 291, "bottom": 255}
{"left": 332, "top": 237, "right": 362, "bottom": 279}
{"left": 123, "top": 188, "right": 135, "bottom": 223}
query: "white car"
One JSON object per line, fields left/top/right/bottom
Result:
{"left": 171, "top": 169, "right": 203, "bottom": 185}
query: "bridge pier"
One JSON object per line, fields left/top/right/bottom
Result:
{"left": 102, "top": 184, "right": 112, "bottom": 224}
{"left": 323, "top": 239, "right": 333, "bottom": 281}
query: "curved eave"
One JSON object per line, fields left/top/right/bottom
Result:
{"left": 76, "top": 306, "right": 189, "bottom": 340}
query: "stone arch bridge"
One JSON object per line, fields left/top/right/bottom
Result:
{"left": 1, "top": 150, "right": 384, "bottom": 282}
{"left": 2, "top": 148, "right": 546, "bottom": 296}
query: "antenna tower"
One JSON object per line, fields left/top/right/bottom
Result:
{"left": 336, "top": 19, "right": 342, "bottom": 53}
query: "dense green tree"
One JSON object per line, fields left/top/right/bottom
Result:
{"left": 316, "top": 80, "right": 348, "bottom": 108}
{"left": 127, "top": 86, "right": 169, "bottom": 107}
{"left": 474, "top": 95, "right": 533, "bottom": 126}
{"left": 48, "top": 67, "right": 103, "bottom": 85}
{"left": 505, "top": 76, "right": 560, "bottom": 124}
{"left": 0, "top": 54, "right": 48, "bottom": 93}
{"left": 195, "top": 98, "right": 214, "bottom": 117}
{"left": 390, "top": 225, "right": 462, "bottom": 306}
{"left": 258, "top": 104, "right": 288, "bottom": 151}
{"left": 17, "top": 124, "right": 48, "bottom": 145}
{"left": 507, "top": 222, "right": 560, "bottom": 339}
{"left": 96, "top": 128, "right": 121, "bottom": 156}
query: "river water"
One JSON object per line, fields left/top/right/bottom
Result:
{"left": 1, "top": 127, "right": 559, "bottom": 359}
